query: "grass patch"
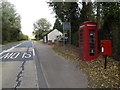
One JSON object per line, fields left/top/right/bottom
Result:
{"left": 52, "top": 45, "right": 79, "bottom": 61}
{"left": 37, "top": 39, "right": 43, "bottom": 43}
{"left": 2, "top": 40, "right": 22, "bottom": 46}
{"left": 52, "top": 44, "right": 120, "bottom": 88}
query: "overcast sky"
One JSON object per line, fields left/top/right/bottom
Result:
{"left": 7, "top": 0, "right": 56, "bottom": 37}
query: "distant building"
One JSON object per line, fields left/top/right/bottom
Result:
{"left": 43, "top": 29, "right": 63, "bottom": 43}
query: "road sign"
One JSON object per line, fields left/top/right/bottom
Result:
{"left": 62, "top": 22, "right": 71, "bottom": 44}
{"left": 63, "top": 22, "right": 71, "bottom": 30}
{"left": 118, "top": 1, "right": 120, "bottom": 5}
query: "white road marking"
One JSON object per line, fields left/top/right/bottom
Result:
{"left": 14, "top": 53, "right": 20, "bottom": 59}
{"left": 0, "top": 50, "right": 7, "bottom": 56}
{"left": 9, "top": 53, "right": 16, "bottom": 59}
{"left": 0, "top": 52, "right": 21, "bottom": 59}
{"left": 3, "top": 53, "right": 11, "bottom": 59}
{"left": 22, "top": 53, "right": 25, "bottom": 58}
{"left": 7, "top": 53, "right": 14, "bottom": 59}
{"left": 0, "top": 41, "right": 34, "bottom": 60}
{"left": 0, "top": 52, "right": 32, "bottom": 60}
{"left": 33, "top": 60, "right": 39, "bottom": 89}
{"left": 22, "top": 52, "right": 32, "bottom": 59}
{"left": 0, "top": 42, "right": 24, "bottom": 55}
{"left": 0, "top": 53, "right": 10, "bottom": 59}
{"left": 10, "top": 53, "right": 20, "bottom": 59}
{"left": 33, "top": 48, "right": 35, "bottom": 56}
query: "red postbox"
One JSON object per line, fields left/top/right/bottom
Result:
{"left": 100, "top": 40, "right": 112, "bottom": 55}
{"left": 78, "top": 21, "right": 98, "bottom": 61}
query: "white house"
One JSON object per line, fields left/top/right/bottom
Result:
{"left": 43, "top": 29, "right": 63, "bottom": 43}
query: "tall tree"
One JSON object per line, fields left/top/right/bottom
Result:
{"left": 0, "top": 1, "right": 2, "bottom": 44}
{"left": 48, "top": 2, "right": 81, "bottom": 45}
{"left": 33, "top": 18, "right": 51, "bottom": 40}
{"left": 2, "top": 1, "right": 21, "bottom": 42}
{"left": 99, "top": 2, "right": 120, "bottom": 60}
{"left": 48, "top": 1, "right": 120, "bottom": 61}
{"left": 53, "top": 18, "right": 62, "bottom": 32}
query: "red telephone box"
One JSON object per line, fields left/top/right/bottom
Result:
{"left": 78, "top": 21, "right": 98, "bottom": 61}
{"left": 100, "top": 40, "right": 112, "bottom": 55}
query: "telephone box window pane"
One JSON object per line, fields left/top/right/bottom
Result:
{"left": 89, "top": 51, "right": 95, "bottom": 56}
{"left": 80, "top": 43, "right": 84, "bottom": 45}
{"left": 89, "top": 29, "right": 95, "bottom": 56}
{"left": 89, "top": 49, "right": 95, "bottom": 56}
{"left": 89, "top": 29, "right": 94, "bottom": 32}
{"left": 89, "top": 43, "right": 95, "bottom": 46}
{"left": 80, "top": 33, "right": 83, "bottom": 35}
{"left": 80, "top": 37, "right": 83, "bottom": 39}
{"left": 80, "top": 30, "right": 83, "bottom": 32}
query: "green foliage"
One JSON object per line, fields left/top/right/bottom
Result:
{"left": 72, "top": 31, "right": 78, "bottom": 47}
{"left": 33, "top": 18, "right": 51, "bottom": 40}
{"left": 48, "top": 1, "right": 120, "bottom": 61}
{"left": 2, "top": 1, "right": 23, "bottom": 43}
{"left": 48, "top": 2, "right": 69, "bottom": 22}
{"left": 48, "top": 2, "right": 81, "bottom": 45}
{"left": 18, "top": 32, "right": 28, "bottom": 40}
{"left": 98, "top": 2, "right": 120, "bottom": 61}
{"left": 53, "top": 18, "right": 62, "bottom": 32}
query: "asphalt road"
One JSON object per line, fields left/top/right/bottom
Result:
{"left": 33, "top": 41, "right": 88, "bottom": 88}
{"left": 0, "top": 41, "right": 47, "bottom": 89}
{"left": 0, "top": 41, "right": 22, "bottom": 53}
{"left": 0, "top": 40, "right": 88, "bottom": 89}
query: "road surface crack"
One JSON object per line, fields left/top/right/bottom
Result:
{"left": 14, "top": 61, "right": 26, "bottom": 89}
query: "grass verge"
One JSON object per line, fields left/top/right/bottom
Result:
{"left": 52, "top": 44, "right": 120, "bottom": 88}
{"left": 2, "top": 41, "right": 22, "bottom": 46}
{"left": 36, "top": 39, "right": 43, "bottom": 43}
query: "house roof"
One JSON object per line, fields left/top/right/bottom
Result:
{"left": 43, "top": 30, "right": 53, "bottom": 37}
{"left": 43, "top": 29, "right": 62, "bottom": 37}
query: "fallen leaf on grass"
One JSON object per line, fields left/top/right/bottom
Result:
{"left": 52, "top": 45, "right": 120, "bottom": 88}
